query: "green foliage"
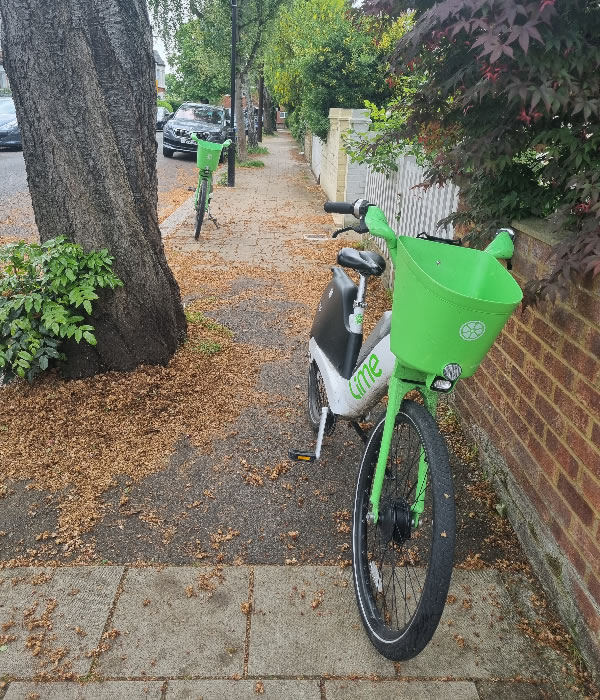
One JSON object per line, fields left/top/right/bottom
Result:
{"left": 184, "top": 310, "right": 232, "bottom": 336}
{"left": 237, "top": 159, "right": 265, "bottom": 168}
{"left": 164, "top": 4, "right": 231, "bottom": 104}
{"left": 0, "top": 237, "right": 123, "bottom": 382}
{"left": 157, "top": 99, "right": 174, "bottom": 112}
{"left": 192, "top": 340, "right": 222, "bottom": 355}
{"left": 358, "top": 0, "right": 600, "bottom": 303}
{"left": 248, "top": 145, "right": 269, "bottom": 155}
{"left": 264, "top": 0, "right": 390, "bottom": 140}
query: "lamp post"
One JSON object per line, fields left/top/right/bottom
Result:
{"left": 228, "top": 0, "right": 237, "bottom": 187}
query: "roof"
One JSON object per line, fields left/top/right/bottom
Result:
{"left": 153, "top": 50, "right": 165, "bottom": 66}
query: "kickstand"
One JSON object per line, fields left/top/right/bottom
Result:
{"left": 209, "top": 212, "right": 219, "bottom": 229}
{"left": 350, "top": 421, "right": 368, "bottom": 443}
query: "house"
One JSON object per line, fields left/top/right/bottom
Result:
{"left": 154, "top": 50, "right": 166, "bottom": 97}
{"left": 276, "top": 106, "right": 287, "bottom": 126}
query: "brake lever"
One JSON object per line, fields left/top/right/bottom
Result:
{"left": 332, "top": 225, "right": 356, "bottom": 238}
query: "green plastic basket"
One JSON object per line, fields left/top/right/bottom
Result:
{"left": 391, "top": 236, "right": 523, "bottom": 378}
{"left": 196, "top": 140, "right": 223, "bottom": 172}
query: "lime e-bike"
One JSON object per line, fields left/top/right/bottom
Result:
{"left": 189, "top": 134, "right": 231, "bottom": 240}
{"left": 291, "top": 199, "right": 522, "bottom": 660}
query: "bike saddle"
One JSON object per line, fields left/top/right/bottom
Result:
{"left": 337, "top": 248, "right": 386, "bottom": 277}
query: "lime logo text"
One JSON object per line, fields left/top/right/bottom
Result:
{"left": 349, "top": 353, "right": 382, "bottom": 400}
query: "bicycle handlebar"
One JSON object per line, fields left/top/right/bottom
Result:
{"left": 188, "top": 133, "right": 232, "bottom": 151}
{"left": 324, "top": 201, "right": 355, "bottom": 215}
{"left": 324, "top": 198, "right": 370, "bottom": 219}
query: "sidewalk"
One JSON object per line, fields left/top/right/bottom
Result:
{"left": 0, "top": 133, "right": 589, "bottom": 699}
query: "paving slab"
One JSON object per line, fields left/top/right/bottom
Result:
{"left": 2, "top": 680, "right": 163, "bottom": 699}
{"left": 394, "top": 570, "right": 564, "bottom": 681}
{"left": 0, "top": 566, "right": 123, "bottom": 678}
{"left": 248, "top": 565, "right": 395, "bottom": 677}
{"left": 475, "top": 679, "right": 563, "bottom": 700}
{"left": 325, "top": 680, "right": 480, "bottom": 700}
{"left": 96, "top": 566, "right": 249, "bottom": 678}
{"left": 166, "top": 679, "right": 321, "bottom": 699}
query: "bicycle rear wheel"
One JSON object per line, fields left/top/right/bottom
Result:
{"left": 194, "top": 179, "right": 208, "bottom": 241}
{"left": 352, "top": 399, "right": 455, "bottom": 660}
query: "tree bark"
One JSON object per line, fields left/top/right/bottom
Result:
{"left": 263, "top": 87, "right": 274, "bottom": 135}
{"left": 235, "top": 74, "right": 248, "bottom": 161}
{"left": 0, "top": 0, "right": 186, "bottom": 378}
{"left": 245, "top": 75, "right": 257, "bottom": 149}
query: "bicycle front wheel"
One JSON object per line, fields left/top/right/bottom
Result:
{"left": 352, "top": 399, "right": 455, "bottom": 660}
{"left": 194, "top": 179, "right": 208, "bottom": 241}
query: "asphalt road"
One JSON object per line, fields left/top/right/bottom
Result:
{"left": 0, "top": 132, "right": 197, "bottom": 240}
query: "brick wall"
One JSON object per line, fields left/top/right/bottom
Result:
{"left": 453, "top": 220, "right": 600, "bottom": 676}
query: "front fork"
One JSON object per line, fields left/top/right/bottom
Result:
{"left": 368, "top": 360, "right": 438, "bottom": 528}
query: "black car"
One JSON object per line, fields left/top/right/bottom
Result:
{"left": 162, "top": 103, "right": 228, "bottom": 158}
{"left": 156, "top": 106, "right": 172, "bottom": 131}
{"left": 0, "top": 97, "right": 22, "bottom": 149}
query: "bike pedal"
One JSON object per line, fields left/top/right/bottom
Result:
{"left": 288, "top": 449, "right": 316, "bottom": 463}
{"left": 188, "top": 187, "right": 196, "bottom": 191}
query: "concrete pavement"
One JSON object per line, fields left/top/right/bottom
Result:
{"left": 0, "top": 133, "right": 591, "bottom": 699}
{"left": 0, "top": 563, "right": 572, "bottom": 698}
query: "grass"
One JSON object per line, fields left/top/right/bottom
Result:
{"left": 237, "top": 159, "right": 265, "bottom": 168}
{"left": 248, "top": 145, "right": 269, "bottom": 155}
{"left": 184, "top": 310, "right": 232, "bottom": 337}
{"left": 191, "top": 340, "right": 222, "bottom": 356}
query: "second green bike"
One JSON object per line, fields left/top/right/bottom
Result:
{"left": 189, "top": 134, "right": 231, "bottom": 241}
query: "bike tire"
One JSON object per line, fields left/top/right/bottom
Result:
{"left": 194, "top": 180, "right": 208, "bottom": 241}
{"left": 307, "top": 359, "right": 335, "bottom": 436}
{"left": 352, "top": 399, "right": 455, "bottom": 660}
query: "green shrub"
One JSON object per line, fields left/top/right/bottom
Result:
{"left": 0, "top": 237, "right": 123, "bottom": 382}
{"left": 237, "top": 159, "right": 265, "bottom": 168}
{"left": 157, "top": 99, "right": 174, "bottom": 112}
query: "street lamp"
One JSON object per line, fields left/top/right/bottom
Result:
{"left": 228, "top": 0, "right": 237, "bottom": 187}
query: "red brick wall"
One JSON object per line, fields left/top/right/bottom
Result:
{"left": 453, "top": 223, "right": 600, "bottom": 672}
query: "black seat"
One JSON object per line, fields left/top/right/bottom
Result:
{"left": 337, "top": 248, "right": 386, "bottom": 277}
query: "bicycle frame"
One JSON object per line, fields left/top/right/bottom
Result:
{"left": 194, "top": 168, "right": 213, "bottom": 210}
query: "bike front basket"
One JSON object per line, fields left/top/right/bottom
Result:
{"left": 196, "top": 140, "right": 224, "bottom": 172}
{"left": 390, "top": 236, "right": 523, "bottom": 378}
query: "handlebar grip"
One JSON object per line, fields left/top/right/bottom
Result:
{"left": 324, "top": 201, "right": 355, "bottom": 215}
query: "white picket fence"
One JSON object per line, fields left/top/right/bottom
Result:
{"left": 364, "top": 154, "right": 460, "bottom": 273}
{"left": 311, "top": 134, "right": 322, "bottom": 181}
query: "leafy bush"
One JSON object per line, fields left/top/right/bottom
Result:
{"left": 358, "top": 0, "right": 600, "bottom": 303}
{"left": 0, "top": 237, "right": 122, "bottom": 382}
{"left": 264, "top": 0, "right": 389, "bottom": 141}
{"left": 157, "top": 99, "right": 174, "bottom": 112}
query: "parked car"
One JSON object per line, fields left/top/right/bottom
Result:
{"left": 162, "top": 103, "right": 228, "bottom": 157}
{"left": 0, "top": 97, "right": 22, "bottom": 149}
{"left": 156, "top": 106, "right": 172, "bottom": 131}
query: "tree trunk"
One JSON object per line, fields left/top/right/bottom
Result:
{"left": 245, "top": 75, "right": 257, "bottom": 149}
{"left": 263, "top": 88, "right": 274, "bottom": 135}
{"left": 0, "top": 0, "right": 186, "bottom": 378}
{"left": 257, "top": 74, "right": 263, "bottom": 142}
{"left": 235, "top": 73, "right": 248, "bottom": 161}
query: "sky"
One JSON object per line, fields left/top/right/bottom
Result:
{"left": 153, "top": 34, "right": 171, "bottom": 73}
